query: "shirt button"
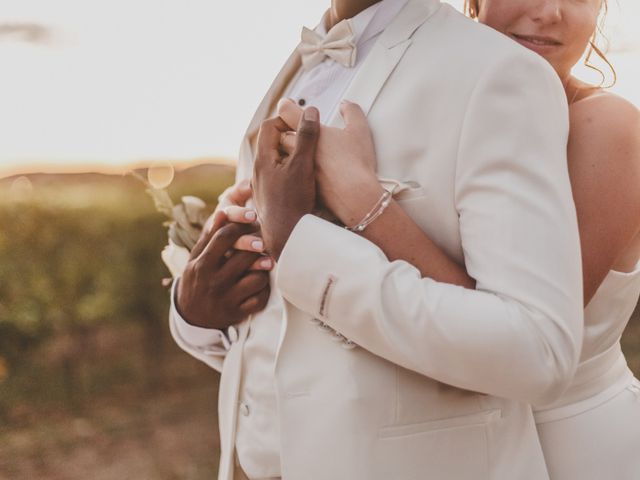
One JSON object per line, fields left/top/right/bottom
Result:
{"left": 298, "top": 98, "right": 306, "bottom": 106}
{"left": 227, "top": 326, "right": 238, "bottom": 343}
{"left": 239, "top": 403, "right": 250, "bottom": 416}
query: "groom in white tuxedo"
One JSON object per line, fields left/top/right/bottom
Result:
{"left": 169, "top": 0, "right": 584, "bottom": 479}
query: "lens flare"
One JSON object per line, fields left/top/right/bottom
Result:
{"left": 147, "top": 161, "right": 175, "bottom": 189}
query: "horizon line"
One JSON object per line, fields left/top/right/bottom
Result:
{"left": 0, "top": 156, "right": 237, "bottom": 180}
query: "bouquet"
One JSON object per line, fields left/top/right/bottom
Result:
{"left": 132, "top": 170, "right": 214, "bottom": 281}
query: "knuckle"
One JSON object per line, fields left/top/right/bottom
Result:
{"left": 297, "top": 125, "right": 317, "bottom": 138}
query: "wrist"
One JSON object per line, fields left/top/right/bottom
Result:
{"left": 340, "top": 181, "right": 386, "bottom": 228}
{"left": 269, "top": 212, "right": 306, "bottom": 260}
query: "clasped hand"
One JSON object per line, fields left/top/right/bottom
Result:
{"left": 252, "top": 99, "right": 381, "bottom": 257}
{"left": 176, "top": 99, "right": 380, "bottom": 329}
{"left": 276, "top": 98, "right": 381, "bottom": 228}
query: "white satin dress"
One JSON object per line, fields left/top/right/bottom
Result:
{"left": 534, "top": 262, "right": 640, "bottom": 480}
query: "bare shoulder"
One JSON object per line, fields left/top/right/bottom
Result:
{"left": 568, "top": 91, "right": 640, "bottom": 175}
{"left": 569, "top": 91, "right": 640, "bottom": 146}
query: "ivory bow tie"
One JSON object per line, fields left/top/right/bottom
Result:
{"left": 298, "top": 19, "right": 357, "bottom": 70}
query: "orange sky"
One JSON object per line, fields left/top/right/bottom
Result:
{"left": 0, "top": 0, "right": 637, "bottom": 177}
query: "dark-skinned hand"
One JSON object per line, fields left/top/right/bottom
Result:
{"left": 176, "top": 209, "right": 271, "bottom": 330}
{"left": 252, "top": 107, "right": 320, "bottom": 260}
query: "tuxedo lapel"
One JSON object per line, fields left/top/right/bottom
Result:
{"left": 238, "top": 48, "right": 303, "bottom": 169}
{"left": 326, "top": 0, "right": 442, "bottom": 128}
{"left": 326, "top": 39, "right": 411, "bottom": 128}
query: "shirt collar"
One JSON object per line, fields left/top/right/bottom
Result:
{"left": 315, "top": 0, "right": 408, "bottom": 48}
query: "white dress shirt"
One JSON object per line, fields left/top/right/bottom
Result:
{"left": 170, "top": 1, "right": 408, "bottom": 478}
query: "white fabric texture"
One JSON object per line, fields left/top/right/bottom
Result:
{"left": 534, "top": 262, "right": 640, "bottom": 479}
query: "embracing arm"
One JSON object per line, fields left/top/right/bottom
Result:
{"left": 340, "top": 183, "right": 476, "bottom": 289}
{"left": 278, "top": 90, "right": 640, "bottom": 309}
{"left": 337, "top": 93, "right": 640, "bottom": 305}
{"left": 276, "top": 52, "right": 583, "bottom": 405}
{"left": 278, "top": 99, "right": 475, "bottom": 289}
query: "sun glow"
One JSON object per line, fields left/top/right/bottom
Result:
{"left": 0, "top": 0, "right": 637, "bottom": 177}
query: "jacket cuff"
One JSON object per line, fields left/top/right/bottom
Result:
{"left": 276, "top": 214, "right": 379, "bottom": 322}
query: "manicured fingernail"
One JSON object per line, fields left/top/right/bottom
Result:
{"left": 304, "top": 107, "right": 319, "bottom": 121}
{"left": 251, "top": 240, "right": 264, "bottom": 251}
{"left": 260, "top": 258, "right": 272, "bottom": 269}
{"left": 244, "top": 210, "right": 256, "bottom": 221}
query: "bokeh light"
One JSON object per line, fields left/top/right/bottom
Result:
{"left": 147, "top": 161, "right": 175, "bottom": 189}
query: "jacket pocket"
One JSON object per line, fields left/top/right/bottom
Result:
{"left": 374, "top": 410, "right": 500, "bottom": 480}
{"left": 379, "top": 408, "right": 501, "bottom": 438}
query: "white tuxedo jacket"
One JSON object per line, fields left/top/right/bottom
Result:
{"left": 171, "top": 1, "right": 584, "bottom": 479}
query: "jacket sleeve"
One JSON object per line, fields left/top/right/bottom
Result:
{"left": 275, "top": 51, "right": 583, "bottom": 406}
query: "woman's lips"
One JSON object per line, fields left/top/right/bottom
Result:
{"left": 510, "top": 33, "right": 563, "bottom": 54}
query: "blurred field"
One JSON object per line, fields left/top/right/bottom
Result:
{"left": 0, "top": 165, "right": 233, "bottom": 480}
{"left": 0, "top": 164, "right": 639, "bottom": 479}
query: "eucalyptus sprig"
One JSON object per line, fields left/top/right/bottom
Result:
{"left": 131, "top": 171, "right": 214, "bottom": 251}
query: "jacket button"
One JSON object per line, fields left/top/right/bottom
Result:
{"left": 240, "top": 403, "right": 250, "bottom": 416}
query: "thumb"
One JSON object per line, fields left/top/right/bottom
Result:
{"left": 293, "top": 107, "right": 320, "bottom": 162}
{"left": 340, "top": 101, "right": 369, "bottom": 136}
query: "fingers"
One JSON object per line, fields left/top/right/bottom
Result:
{"left": 340, "top": 101, "right": 370, "bottom": 137}
{"left": 230, "top": 271, "right": 270, "bottom": 305}
{"left": 277, "top": 98, "right": 303, "bottom": 131}
{"left": 191, "top": 209, "right": 227, "bottom": 259}
{"left": 250, "top": 256, "right": 274, "bottom": 271}
{"left": 218, "top": 179, "right": 253, "bottom": 209}
{"left": 224, "top": 205, "right": 258, "bottom": 224}
{"left": 233, "top": 233, "right": 264, "bottom": 253}
{"left": 238, "top": 284, "right": 271, "bottom": 316}
{"left": 197, "top": 222, "right": 257, "bottom": 267}
{"left": 280, "top": 131, "right": 296, "bottom": 156}
{"left": 218, "top": 250, "right": 262, "bottom": 284}
{"left": 256, "top": 116, "right": 292, "bottom": 165}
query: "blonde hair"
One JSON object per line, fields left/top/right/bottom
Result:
{"left": 463, "top": 0, "right": 616, "bottom": 88}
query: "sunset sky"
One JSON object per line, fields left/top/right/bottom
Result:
{"left": 0, "top": 0, "right": 638, "bottom": 176}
